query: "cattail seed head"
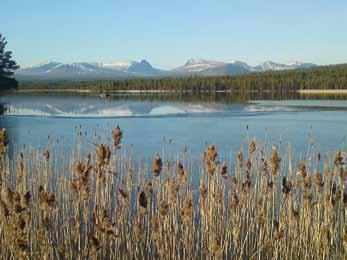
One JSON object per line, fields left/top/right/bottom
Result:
{"left": 152, "top": 154, "right": 163, "bottom": 177}
{"left": 112, "top": 125, "right": 123, "bottom": 149}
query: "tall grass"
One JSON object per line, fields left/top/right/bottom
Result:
{"left": 0, "top": 127, "right": 346, "bottom": 259}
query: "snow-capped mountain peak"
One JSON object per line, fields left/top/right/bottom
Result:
{"left": 15, "top": 58, "right": 317, "bottom": 80}
{"left": 102, "top": 61, "right": 136, "bottom": 71}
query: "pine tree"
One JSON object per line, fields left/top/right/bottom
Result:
{"left": 0, "top": 33, "right": 19, "bottom": 78}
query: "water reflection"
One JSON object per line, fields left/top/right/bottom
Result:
{"left": 1, "top": 92, "right": 347, "bottom": 118}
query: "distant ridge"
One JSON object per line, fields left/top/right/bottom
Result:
{"left": 16, "top": 58, "right": 317, "bottom": 81}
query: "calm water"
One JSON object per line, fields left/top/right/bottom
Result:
{"left": 1, "top": 92, "right": 347, "bottom": 164}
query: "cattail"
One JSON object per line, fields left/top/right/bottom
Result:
{"left": 166, "top": 179, "right": 179, "bottom": 203}
{"left": 200, "top": 184, "right": 208, "bottom": 200}
{"left": 177, "top": 162, "right": 186, "bottom": 184}
{"left": 105, "top": 144, "right": 111, "bottom": 164}
{"left": 152, "top": 154, "right": 163, "bottom": 177}
{"left": 266, "top": 181, "right": 274, "bottom": 194}
{"left": 204, "top": 145, "right": 218, "bottom": 175}
{"left": 145, "top": 181, "right": 153, "bottom": 195}
{"left": 245, "top": 159, "right": 251, "bottom": 174}
{"left": 221, "top": 161, "right": 228, "bottom": 179}
{"left": 43, "top": 150, "right": 50, "bottom": 161}
{"left": 333, "top": 151, "right": 343, "bottom": 166}
{"left": 151, "top": 217, "right": 160, "bottom": 240}
{"left": 138, "top": 191, "right": 147, "bottom": 214}
{"left": 237, "top": 150, "right": 244, "bottom": 168}
{"left": 210, "top": 236, "right": 223, "bottom": 258}
{"left": 134, "top": 221, "right": 143, "bottom": 242}
{"left": 270, "top": 146, "right": 281, "bottom": 175}
{"left": 314, "top": 170, "right": 324, "bottom": 190}
{"left": 39, "top": 186, "right": 56, "bottom": 222}
{"left": 89, "top": 236, "right": 101, "bottom": 256}
{"left": 242, "top": 173, "right": 252, "bottom": 189}
{"left": 274, "top": 226, "right": 285, "bottom": 241}
{"left": 297, "top": 162, "right": 307, "bottom": 177}
{"left": 21, "top": 191, "right": 32, "bottom": 209}
{"left": 290, "top": 207, "right": 299, "bottom": 222}
{"left": 282, "top": 177, "right": 292, "bottom": 194}
{"left": 38, "top": 185, "right": 56, "bottom": 213}
{"left": 230, "top": 192, "right": 239, "bottom": 211}
{"left": 71, "top": 160, "right": 92, "bottom": 200}
{"left": 261, "top": 159, "right": 268, "bottom": 174}
{"left": 118, "top": 188, "right": 129, "bottom": 201}
{"left": 248, "top": 140, "right": 256, "bottom": 154}
{"left": 159, "top": 200, "right": 169, "bottom": 216}
{"left": 112, "top": 125, "right": 123, "bottom": 149}
{"left": 96, "top": 144, "right": 107, "bottom": 168}
{"left": 182, "top": 194, "right": 193, "bottom": 225}
{"left": 0, "top": 128, "right": 8, "bottom": 155}
{"left": 304, "top": 176, "right": 312, "bottom": 190}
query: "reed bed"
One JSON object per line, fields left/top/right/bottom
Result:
{"left": 0, "top": 127, "right": 347, "bottom": 259}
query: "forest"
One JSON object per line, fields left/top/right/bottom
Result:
{"left": 18, "top": 63, "right": 347, "bottom": 94}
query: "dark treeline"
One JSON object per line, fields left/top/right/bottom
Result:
{"left": 0, "top": 33, "right": 19, "bottom": 91}
{"left": 19, "top": 64, "right": 347, "bottom": 93}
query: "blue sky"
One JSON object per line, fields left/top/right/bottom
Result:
{"left": 1, "top": 0, "right": 346, "bottom": 69}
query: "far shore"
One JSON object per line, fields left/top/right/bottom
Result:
{"left": 16, "top": 88, "right": 347, "bottom": 95}
{"left": 16, "top": 89, "right": 232, "bottom": 94}
{"left": 297, "top": 89, "right": 347, "bottom": 94}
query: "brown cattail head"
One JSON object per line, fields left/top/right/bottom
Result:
{"left": 0, "top": 128, "right": 8, "bottom": 155}
{"left": 39, "top": 186, "right": 56, "bottom": 213}
{"left": 245, "top": 159, "right": 251, "bottom": 174}
{"left": 182, "top": 194, "right": 193, "bottom": 225}
{"left": 200, "top": 184, "right": 208, "bottom": 200}
{"left": 177, "top": 162, "right": 186, "bottom": 184}
{"left": 134, "top": 221, "right": 143, "bottom": 242}
{"left": 248, "top": 140, "right": 256, "bottom": 154}
{"left": 204, "top": 145, "right": 218, "bottom": 175}
{"left": 237, "top": 150, "right": 244, "bottom": 168}
{"left": 159, "top": 200, "right": 169, "bottom": 216}
{"left": 118, "top": 188, "right": 129, "bottom": 201}
{"left": 112, "top": 125, "right": 123, "bottom": 149}
{"left": 297, "top": 162, "right": 307, "bottom": 178}
{"left": 138, "top": 191, "right": 147, "bottom": 214}
{"left": 145, "top": 181, "right": 153, "bottom": 194}
{"left": 152, "top": 154, "right": 163, "bottom": 177}
{"left": 96, "top": 144, "right": 107, "bottom": 168}
{"left": 221, "top": 161, "right": 228, "bottom": 179}
{"left": 270, "top": 146, "right": 281, "bottom": 175}
{"left": 333, "top": 151, "right": 344, "bottom": 166}
{"left": 282, "top": 177, "right": 292, "bottom": 194}
{"left": 230, "top": 191, "right": 239, "bottom": 211}
{"left": 314, "top": 170, "right": 324, "bottom": 192}
{"left": 166, "top": 179, "right": 179, "bottom": 203}
{"left": 151, "top": 217, "right": 160, "bottom": 240}
{"left": 43, "top": 150, "right": 50, "bottom": 161}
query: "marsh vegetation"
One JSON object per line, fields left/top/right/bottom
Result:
{"left": 0, "top": 126, "right": 347, "bottom": 259}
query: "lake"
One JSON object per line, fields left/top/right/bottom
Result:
{"left": 0, "top": 92, "right": 347, "bottom": 166}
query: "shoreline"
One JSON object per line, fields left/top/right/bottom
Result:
{"left": 297, "top": 89, "right": 347, "bottom": 94}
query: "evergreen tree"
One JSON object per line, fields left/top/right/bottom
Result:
{"left": 0, "top": 33, "right": 19, "bottom": 90}
{"left": 0, "top": 33, "right": 19, "bottom": 77}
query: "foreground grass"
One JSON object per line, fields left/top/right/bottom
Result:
{"left": 0, "top": 127, "right": 346, "bottom": 259}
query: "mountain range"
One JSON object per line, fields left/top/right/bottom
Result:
{"left": 15, "top": 59, "right": 317, "bottom": 80}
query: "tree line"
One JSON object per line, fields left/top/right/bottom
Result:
{"left": 20, "top": 64, "right": 347, "bottom": 94}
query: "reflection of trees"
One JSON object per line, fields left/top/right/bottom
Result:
{"left": 6, "top": 91, "right": 347, "bottom": 108}
{"left": 0, "top": 103, "right": 4, "bottom": 115}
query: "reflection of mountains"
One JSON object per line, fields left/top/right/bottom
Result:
{"left": 3, "top": 98, "right": 227, "bottom": 117}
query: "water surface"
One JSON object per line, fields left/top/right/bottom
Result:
{"left": 1, "top": 92, "right": 346, "bottom": 163}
